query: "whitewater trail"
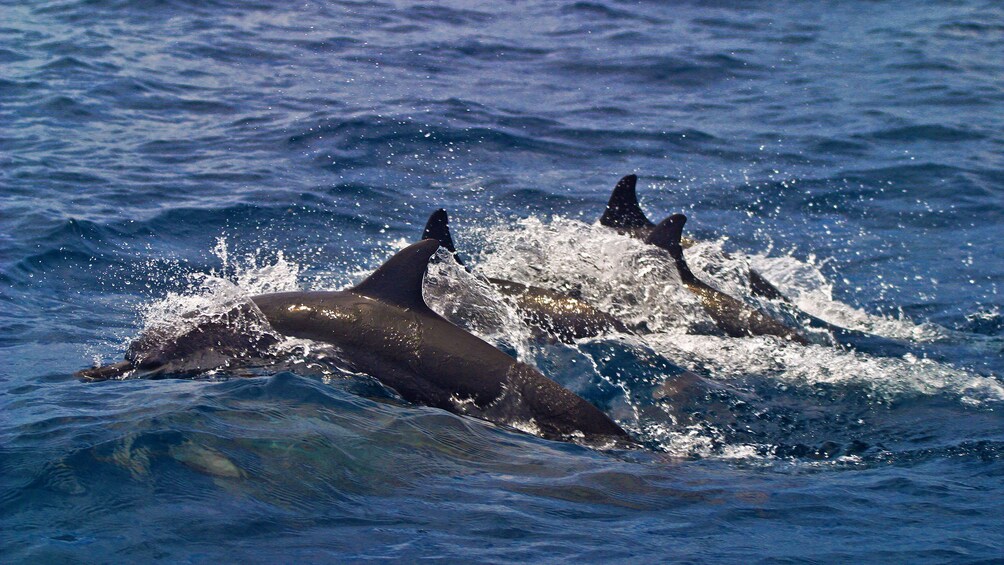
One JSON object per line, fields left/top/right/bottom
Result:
{"left": 118, "top": 219, "right": 1003, "bottom": 459}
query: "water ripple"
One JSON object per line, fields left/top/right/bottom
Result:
{"left": 2, "top": 0, "right": 1003, "bottom": 561}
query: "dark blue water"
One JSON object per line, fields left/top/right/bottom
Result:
{"left": 3, "top": 0, "right": 1003, "bottom": 561}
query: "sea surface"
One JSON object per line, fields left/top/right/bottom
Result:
{"left": 2, "top": 0, "right": 1003, "bottom": 562}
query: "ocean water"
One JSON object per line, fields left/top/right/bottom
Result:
{"left": 2, "top": 0, "right": 1003, "bottom": 562}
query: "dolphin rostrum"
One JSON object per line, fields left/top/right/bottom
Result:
{"left": 76, "top": 301, "right": 281, "bottom": 381}
{"left": 647, "top": 214, "right": 810, "bottom": 344}
{"left": 422, "top": 209, "right": 631, "bottom": 343}
{"left": 78, "top": 240, "right": 633, "bottom": 447}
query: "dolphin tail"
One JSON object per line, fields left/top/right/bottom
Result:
{"left": 422, "top": 209, "right": 466, "bottom": 267}
{"left": 75, "top": 361, "right": 135, "bottom": 382}
{"left": 599, "top": 174, "right": 654, "bottom": 230}
{"left": 645, "top": 214, "right": 700, "bottom": 285}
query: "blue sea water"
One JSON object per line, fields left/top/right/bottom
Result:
{"left": 2, "top": 0, "right": 1003, "bottom": 561}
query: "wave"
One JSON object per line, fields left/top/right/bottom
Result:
{"left": 861, "top": 124, "right": 985, "bottom": 143}
{"left": 96, "top": 218, "right": 999, "bottom": 462}
{"left": 469, "top": 216, "right": 1003, "bottom": 409}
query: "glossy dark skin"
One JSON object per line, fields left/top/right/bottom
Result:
{"left": 251, "top": 287, "right": 632, "bottom": 445}
{"left": 77, "top": 240, "right": 633, "bottom": 447}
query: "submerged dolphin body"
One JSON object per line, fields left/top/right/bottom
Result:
{"left": 76, "top": 302, "right": 281, "bottom": 381}
{"left": 646, "top": 215, "right": 922, "bottom": 355}
{"left": 78, "top": 240, "right": 633, "bottom": 447}
{"left": 599, "top": 174, "right": 807, "bottom": 342}
{"left": 600, "top": 174, "right": 786, "bottom": 300}
{"left": 600, "top": 175, "right": 919, "bottom": 353}
{"left": 647, "top": 214, "right": 810, "bottom": 344}
{"left": 422, "top": 209, "right": 631, "bottom": 343}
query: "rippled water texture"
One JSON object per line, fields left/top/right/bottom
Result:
{"left": 2, "top": 0, "right": 1003, "bottom": 562}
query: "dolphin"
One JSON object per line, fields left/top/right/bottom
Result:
{"left": 647, "top": 214, "right": 924, "bottom": 354}
{"left": 647, "top": 214, "right": 810, "bottom": 344}
{"left": 600, "top": 175, "right": 924, "bottom": 353}
{"left": 422, "top": 209, "right": 631, "bottom": 343}
{"left": 600, "top": 174, "right": 786, "bottom": 300}
{"left": 76, "top": 301, "right": 281, "bottom": 381}
{"left": 77, "top": 240, "right": 634, "bottom": 447}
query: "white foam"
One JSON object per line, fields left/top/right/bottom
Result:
{"left": 423, "top": 248, "right": 539, "bottom": 362}
{"left": 137, "top": 236, "right": 303, "bottom": 351}
{"left": 126, "top": 226, "right": 1002, "bottom": 461}
{"left": 645, "top": 333, "right": 1004, "bottom": 405}
{"left": 474, "top": 216, "right": 710, "bottom": 334}
{"left": 468, "top": 216, "right": 1003, "bottom": 411}
{"left": 749, "top": 253, "right": 947, "bottom": 341}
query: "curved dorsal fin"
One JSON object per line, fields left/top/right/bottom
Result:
{"left": 422, "top": 209, "right": 456, "bottom": 253}
{"left": 351, "top": 239, "right": 440, "bottom": 311}
{"left": 646, "top": 214, "right": 698, "bottom": 284}
{"left": 422, "top": 209, "right": 465, "bottom": 266}
{"left": 600, "top": 174, "right": 654, "bottom": 229}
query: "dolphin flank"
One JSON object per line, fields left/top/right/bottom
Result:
{"left": 78, "top": 240, "right": 634, "bottom": 447}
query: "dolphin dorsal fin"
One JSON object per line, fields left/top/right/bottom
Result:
{"left": 422, "top": 209, "right": 465, "bottom": 267}
{"left": 351, "top": 239, "right": 440, "bottom": 311}
{"left": 422, "top": 209, "right": 457, "bottom": 253}
{"left": 645, "top": 213, "right": 686, "bottom": 256}
{"left": 600, "top": 174, "right": 654, "bottom": 230}
{"left": 646, "top": 214, "right": 698, "bottom": 284}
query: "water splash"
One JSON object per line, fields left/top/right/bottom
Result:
{"left": 750, "top": 254, "right": 947, "bottom": 341}
{"left": 105, "top": 228, "right": 1003, "bottom": 460}
{"left": 424, "top": 247, "right": 540, "bottom": 362}
{"left": 470, "top": 216, "right": 1003, "bottom": 414}
{"left": 131, "top": 237, "right": 305, "bottom": 369}
{"left": 475, "top": 216, "right": 709, "bottom": 334}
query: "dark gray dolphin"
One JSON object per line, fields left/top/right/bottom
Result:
{"left": 647, "top": 214, "right": 810, "bottom": 344}
{"left": 602, "top": 175, "right": 923, "bottom": 353}
{"left": 78, "top": 240, "right": 633, "bottom": 447}
{"left": 422, "top": 209, "right": 631, "bottom": 343}
{"left": 599, "top": 174, "right": 656, "bottom": 239}
{"left": 600, "top": 176, "right": 922, "bottom": 353}
{"left": 601, "top": 174, "right": 786, "bottom": 300}
{"left": 76, "top": 302, "right": 281, "bottom": 381}
{"left": 647, "top": 214, "right": 921, "bottom": 354}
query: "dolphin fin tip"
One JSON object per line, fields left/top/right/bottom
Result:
{"left": 600, "top": 174, "right": 653, "bottom": 229}
{"left": 646, "top": 214, "right": 687, "bottom": 257}
{"left": 422, "top": 209, "right": 465, "bottom": 265}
